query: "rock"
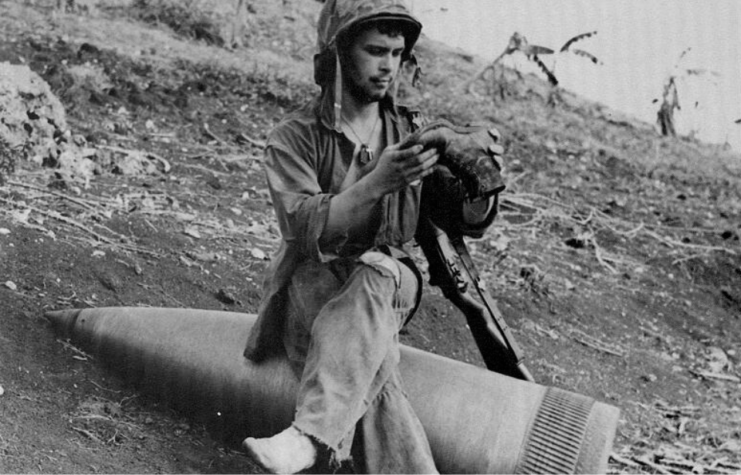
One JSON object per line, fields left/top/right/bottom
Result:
{"left": 0, "top": 62, "right": 68, "bottom": 160}
{"left": 186, "top": 251, "right": 219, "bottom": 262}
{"left": 0, "top": 62, "right": 102, "bottom": 185}
{"left": 111, "top": 151, "right": 159, "bottom": 176}
{"left": 707, "top": 346, "right": 730, "bottom": 373}
{"left": 215, "top": 288, "right": 240, "bottom": 305}
{"left": 183, "top": 227, "right": 201, "bottom": 239}
{"left": 97, "top": 273, "right": 122, "bottom": 292}
{"left": 55, "top": 148, "right": 98, "bottom": 184}
{"left": 250, "top": 248, "right": 267, "bottom": 260}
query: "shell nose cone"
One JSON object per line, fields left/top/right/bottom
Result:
{"left": 44, "top": 308, "right": 83, "bottom": 337}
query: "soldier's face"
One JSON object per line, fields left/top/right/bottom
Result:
{"left": 343, "top": 26, "right": 405, "bottom": 103}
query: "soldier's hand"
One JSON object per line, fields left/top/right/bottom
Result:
{"left": 370, "top": 142, "right": 439, "bottom": 194}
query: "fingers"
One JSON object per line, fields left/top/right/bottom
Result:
{"left": 391, "top": 145, "right": 436, "bottom": 164}
{"left": 417, "top": 147, "right": 439, "bottom": 170}
{"left": 406, "top": 148, "right": 439, "bottom": 185}
{"left": 392, "top": 143, "right": 424, "bottom": 158}
{"left": 377, "top": 144, "right": 440, "bottom": 188}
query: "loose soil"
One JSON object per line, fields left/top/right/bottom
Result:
{"left": 1, "top": 2, "right": 740, "bottom": 474}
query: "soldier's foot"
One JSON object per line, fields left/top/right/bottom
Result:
{"left": 243, "top": 426, "right": 317, "bottom": 474}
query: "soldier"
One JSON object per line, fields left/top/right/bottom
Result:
{"left": 242, "top": 0, "right": 495, "bottom": 472}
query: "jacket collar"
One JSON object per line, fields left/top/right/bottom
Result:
{"left": 316, "top": 88, "right": 401, "bottom": 133}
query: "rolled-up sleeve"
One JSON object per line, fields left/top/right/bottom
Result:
{"left": 264, "top": 121, "right": 347, "bottom": 262}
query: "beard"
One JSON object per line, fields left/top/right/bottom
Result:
{"left": 341, "top": 63, "right": 393, "bottom": 104}
{"left": 347, "top": 75, "right": 385, "bottom": 103}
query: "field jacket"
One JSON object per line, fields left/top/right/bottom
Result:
{"left": 243, "top": 92, "right": 422, "bottom": 361}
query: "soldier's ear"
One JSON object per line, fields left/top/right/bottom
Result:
{"left": 403, "top": 54, "right": 422, "bottom": 87}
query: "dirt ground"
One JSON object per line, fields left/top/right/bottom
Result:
{"left": 1, "top": 1, "right": 741, "bottom": 474}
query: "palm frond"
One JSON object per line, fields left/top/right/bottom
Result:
{"left": 531, "top": 55, "right": 558, "bottom": 86}
{"left": 684, "top": 68, "right": 720, "bottom": 77}
{"left": 571, "top": 49, "right": 601, "bottom": 64}
{"left": 560, "top": 31, "right": 597, "bottom": 52}
{"left": 526, "top": 45, "right": 555, "bottom": 56}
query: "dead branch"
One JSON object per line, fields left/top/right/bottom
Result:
{"left": 570, "top": 328, "right": 625, "bottom": 357}
{"left": 609, "top": 452, "right": 639, "bottom": 468}
{"left": 236, "top": 132, "right": 266, "bottom": 149}
{"left": 0, "top": 197, "right": 157, "bottom": 256}
{"left": 178, "top": 163, "right": 231, "bottom": 177}
{"left": 500, "top": 192, "right": 737, "bottom": 270}
{"left": 689, "top": 370, "right": 740, "bottom": 383}
{"left": 591, "top": 239, "right": 619, "bottom": 274}
{"left": 136, "top": 283, "right": 186, "bottom": 308}
{"left": 57, "top": 338, "right": 93, "bottom": 360}
{"left": 0, "top": 196, "right": 115, "bottom": 242}
{"left": 633, "top": 455, "right": 676, "bottom": 474}
{"left": 7, "top": 180, "right": 110, "bottom": 216}
{"left": 203, "top": 122, "right": 227, "bottom": 145}
{"left": 3, "top": 184, "right": 128, "bottom": 237}
{"left": 72, "top": 427, "right": 103, "bottom": 444}
{"left": 643, "top": 228, "right": 735, "bottom": 254}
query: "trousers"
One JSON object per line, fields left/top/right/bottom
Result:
{"left": 282, "top": 251, "right": 438, "bottom": 474}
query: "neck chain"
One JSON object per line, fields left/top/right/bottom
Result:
{"left": 342, "top": 113, "right": 381, "bottom": 164}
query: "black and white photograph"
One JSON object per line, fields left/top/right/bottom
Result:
{"left": 1, "top": 1, "right": 739, "bottom": 473}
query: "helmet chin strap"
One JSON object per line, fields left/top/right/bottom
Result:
{"left": 333, "top": 54, "right": 343, "bottom": 132}
{"left": 332, "top": 45, "right": 411, "bottom": 130}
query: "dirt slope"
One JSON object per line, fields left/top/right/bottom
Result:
{"left": 1, "top": 1, "right": 741, "bottom": 474}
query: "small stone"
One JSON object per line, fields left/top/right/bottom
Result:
{"left": 183, "top": 227, "right": 201, "bottom": 239}
{"left": 97, "top": 273, "right": 121, "bottom": 292}
{"left": 4, "top": 281, "right": 17, "bottom": 291}
{"left": 215, "top": 288, "right": 239, "bottom": 305}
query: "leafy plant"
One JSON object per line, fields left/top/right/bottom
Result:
{"left": 654, "top": 48, "right": 719, "bottom": 137}
{"left": 463, "top": 31, "right": 600, "bottom": 104}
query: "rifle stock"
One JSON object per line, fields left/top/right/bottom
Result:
{"left": 417, "top": 217, "right": 534, "bottom": 382}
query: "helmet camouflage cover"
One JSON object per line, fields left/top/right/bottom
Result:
{"left": 314, "top": 0, "right": 422, "bottom": 86}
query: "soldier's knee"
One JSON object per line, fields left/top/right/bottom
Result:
{"left": 357, "top": 251, "right": 402, "bottom": 287}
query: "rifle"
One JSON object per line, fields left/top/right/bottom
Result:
{"left": 416, "top": 216, "right": 534, "bottom": 382}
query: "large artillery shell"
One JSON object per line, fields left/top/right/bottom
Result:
{"left": 46, "top": 307, "right": 619, "bottom": 474}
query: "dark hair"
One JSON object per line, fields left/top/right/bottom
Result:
{"left": 337, "top": 19, "right": 411, "bottom": 56}
{"left": 314, "top": 19, "right": 418, "bottom": 87}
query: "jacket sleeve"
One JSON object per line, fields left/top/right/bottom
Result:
{"left": 264, "top": 121, "right": 348, "bottom": 262}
